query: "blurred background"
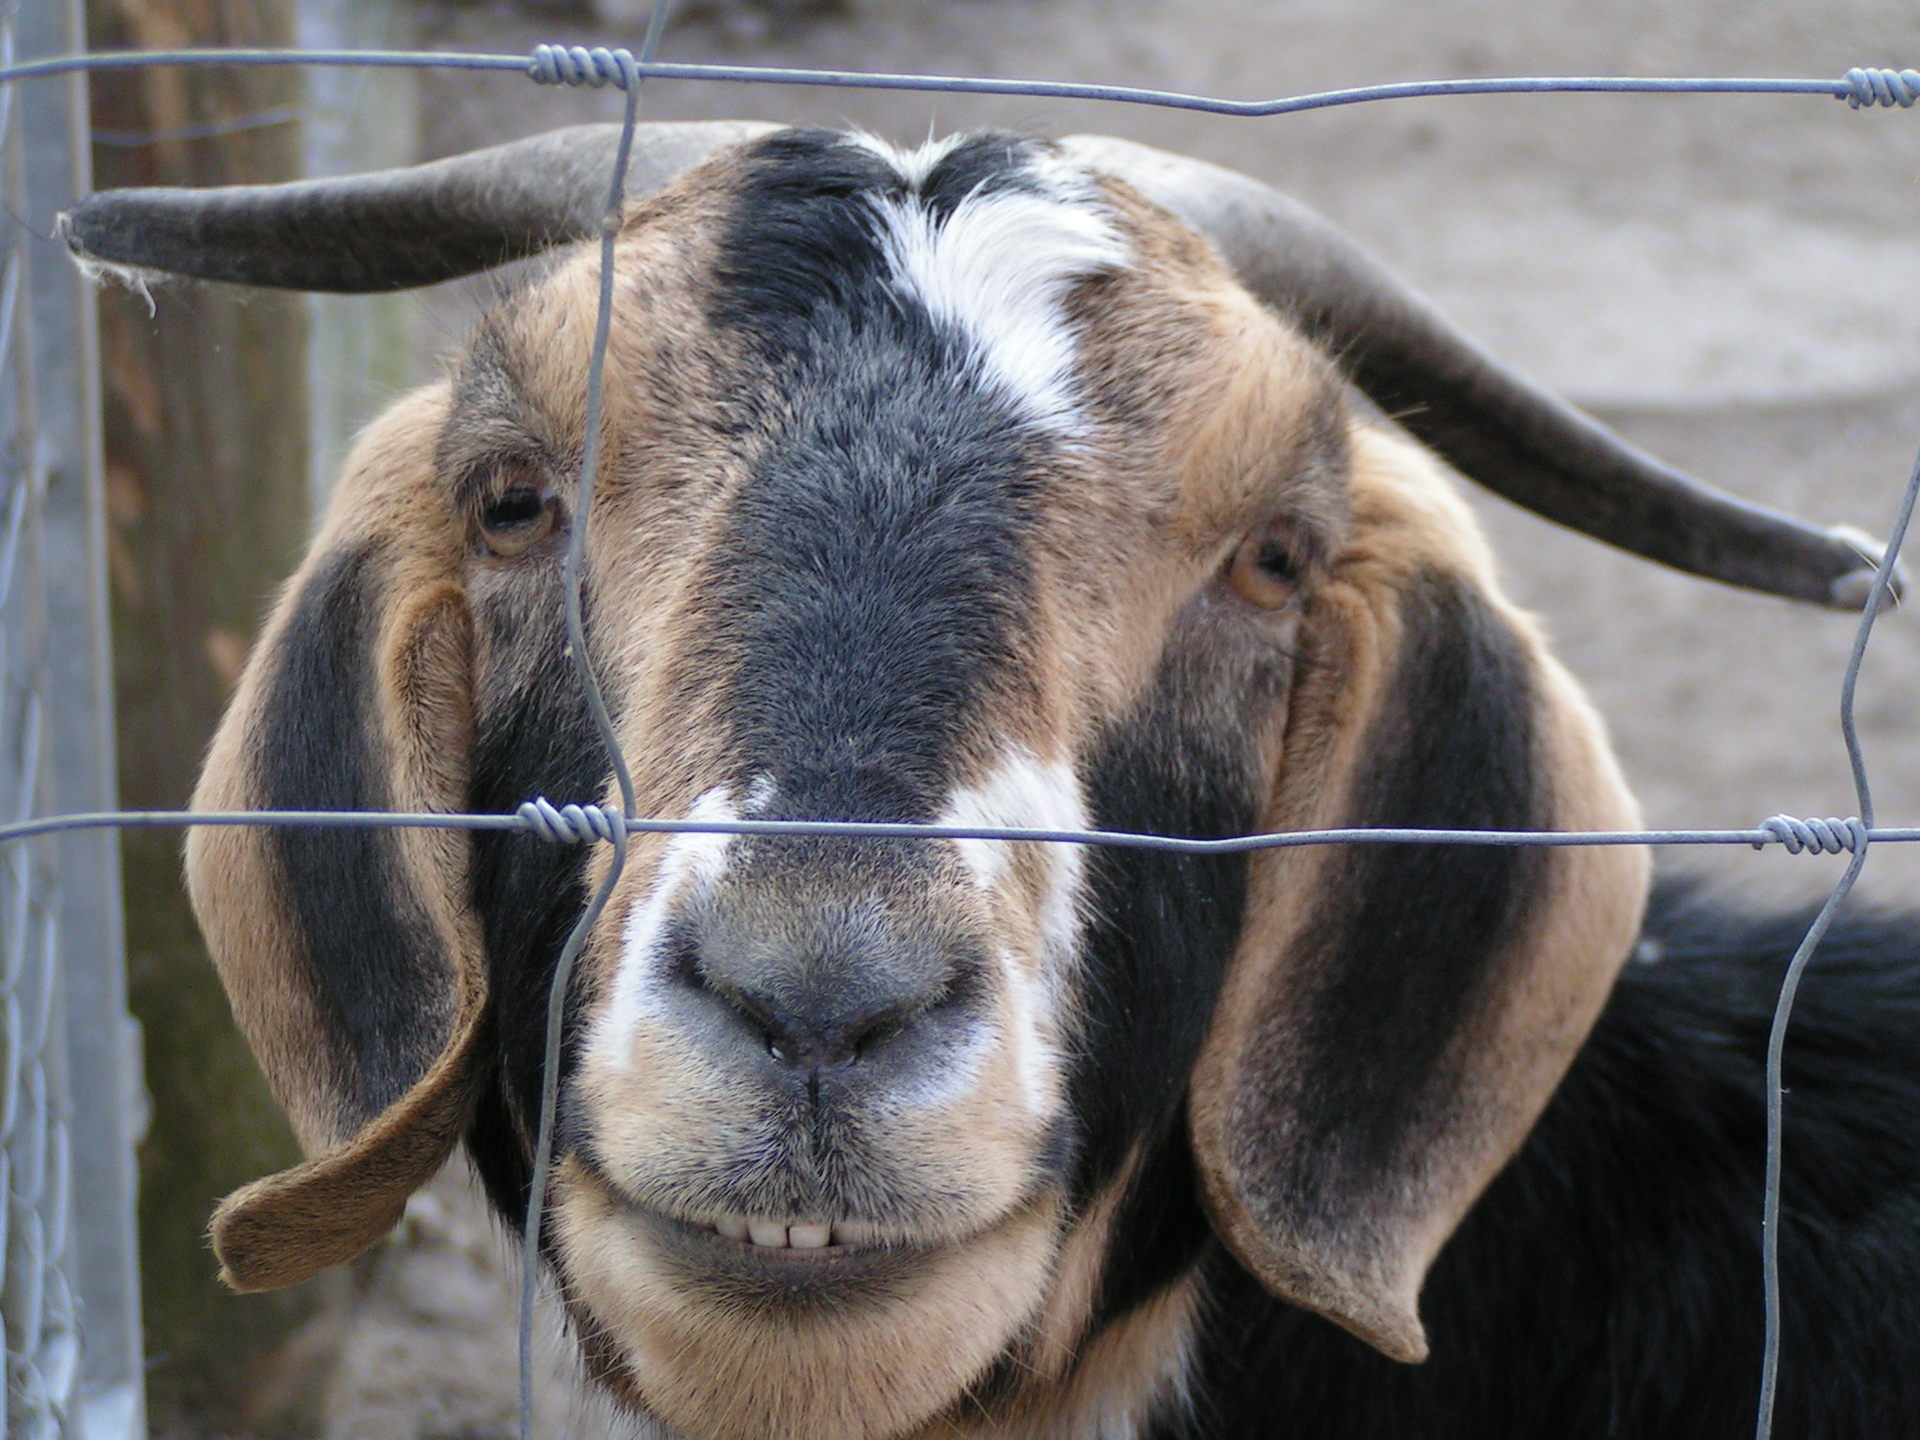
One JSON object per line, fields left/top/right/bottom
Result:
{"left": 49, "top": 0, "right": 1920, "bottom": 1432}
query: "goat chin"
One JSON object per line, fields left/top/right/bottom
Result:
{"left": 106, "top": 123, "right": 1920, "bottom": 1440}
{"left": 556, "top": 1170, "right": 1065, "bottom": 1440}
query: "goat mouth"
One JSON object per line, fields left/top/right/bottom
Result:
{"left": 698, "top": 1214, "right": 891, "bottom": 1252}
{"left": 633, "top": 1206, "right": 938, "bottom": 1300}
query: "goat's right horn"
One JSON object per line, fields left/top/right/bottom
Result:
{"left": 59, "top": 121, "right": 778, "bottom": 294}
{"left": 1065, "top": 134, "right": 1899, "bottom": 611}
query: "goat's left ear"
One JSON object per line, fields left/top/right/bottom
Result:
{"left": 185, "top": 386, "right": 484, "bottom": 1291}
{"left": 1190, "top": 425, "right": 1650, "bottom": 1362}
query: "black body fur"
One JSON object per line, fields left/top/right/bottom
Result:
{"left": 1146, "top": 881, "right": 1920, "bottom": 1439}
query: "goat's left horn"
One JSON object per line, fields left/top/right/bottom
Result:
{"left": 1065, "top": 134, "right": 1900, "bottom": 611}
{"left": 59, "top": 121, "right": 778, "bottom": 293}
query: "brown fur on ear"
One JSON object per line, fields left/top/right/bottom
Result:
{"left": 1190, "top": 425, "right": 1650, "bottom": 1361}
{"left": 187, "top": 386, "right": 488, "bottom": 1288}
{"left": 212, "top": 982, "right": 482, "bottom": 1290}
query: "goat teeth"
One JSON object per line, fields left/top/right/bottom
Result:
{"left": 715, "top": 1215, "right": 750, "bottom": 1242}
{"left": 831, "top": 1220, "right": 876, "bottom": 1247}
{"left": 747, "top": 1219, "right": 790, "bottom": 1248}
{"left": 788, "top": 1223, "right": 831, "bottom": 1249}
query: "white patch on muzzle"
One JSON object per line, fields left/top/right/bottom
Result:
{"left": 592, "top": 787, "right": 741, "bottom": 1072}
{"left": 940, "top": 751, "right": 1090, "bottom": 1112}
{"left": 943, "top": 751, "right": 1088, "bottom": 908}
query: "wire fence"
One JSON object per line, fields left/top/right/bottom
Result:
{"left": 0, "top": 25, "right": 1916, "bottom": 1440}
{"left": 0, "top": 68, "right": 83, "bottom": 1419}
{"left": 0, "top": 3, "right": 144, "bottom": 1437}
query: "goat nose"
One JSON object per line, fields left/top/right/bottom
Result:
{"left": 672, "top": 897, "right": 974, "bottom": 1084}
{"left": 732, "top": 991, "right": 906, "bottom": 1073}
{"left": 692, "top": 950, "right": 953, "bottom": 1081}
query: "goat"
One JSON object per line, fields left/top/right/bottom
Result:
{"left": 65, "top": 125, "right": 1920, "bottom": 1440}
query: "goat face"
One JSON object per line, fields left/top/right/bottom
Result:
{"left": 137, "top": 127, "right": 1728, "bottom": 1439}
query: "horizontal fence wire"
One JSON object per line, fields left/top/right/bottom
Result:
{"left": 2, "top": 47, "right": 1919, "bottom": 116}
{"left": 1, "top": 33, "right": 1916, "bottom": 1440}
{"left": 7, "top": 807, "right": 1920, "bottom": 854}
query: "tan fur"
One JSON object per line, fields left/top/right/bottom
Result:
{"left": 187, "top": 387, "right": 458, "bottom": 1153}
{"left": 188, "top": 385, "right": 492, "bottom": 1288}
{"left": 1189, "top": 426, "right": 1649, "bottom": 1362}
{"left": 940, "top": 1278, "right": 1202, "bottom": 1440}
{"left": 928, "top": 1151, "right": 1206, "bottom": 1440}
{"left": 558, "top": 1157, "right": 1064, "bottom": 1440}
{"left": 1034, "top": 183, "right": 1347, "bottom": 730}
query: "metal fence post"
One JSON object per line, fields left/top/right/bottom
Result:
{"left": 2, "top": 1, "right": 147, "bottom": 1435}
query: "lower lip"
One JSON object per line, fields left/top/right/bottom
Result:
{"left": 648, "top": 1213, "right": 940, "bottom": 1313}
{"left": 635, "top": 1208, "right": 936, "bottom": 1299}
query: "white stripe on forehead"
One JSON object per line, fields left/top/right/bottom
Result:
{"left": 846, "top": 133, "right": 1129, "bottom": 433}
{"left": 845, "top": 130, "right": 972, "bottom": 188}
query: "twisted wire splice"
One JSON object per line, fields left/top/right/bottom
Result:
{"left": 1842, "top": 67, "right": 1920, "bottom": 109}
{"left": 529, "top": 44, "right": 639, "bottom": 89}
{"left": 516, "top": 797, "right": 629, "bottom": 845}
{"left": 1755, "top": 814, "right": 1870, "bottom": 855}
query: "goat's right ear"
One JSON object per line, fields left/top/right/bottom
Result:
{"left": 1189, "top": 425, "right": 1650, "bottom": 1362}
{"left": 185, "top": 385, "right": 483, "bottom": 1291}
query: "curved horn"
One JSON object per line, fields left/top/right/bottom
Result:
{"left": 1064, "top": 134, "right": 1896, "bottom": 610}
{"left": 59, "top": 121, "right": 779, "bottom": 293}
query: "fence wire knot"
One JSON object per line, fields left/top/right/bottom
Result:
{"left": 529, "top": 44, "right": 640, "bottom": 89}
{"left": 1841, "top": 67, "right": 1920, "bottom": 109}
{"left": 1755, "top": 814, "right": 1869, "bottom": 855}
{"left": 517, "top": 797, "right": 628, "bottom": 845}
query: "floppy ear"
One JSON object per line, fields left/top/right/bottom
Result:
{"left": 1190, "top": 425, "right": 1651, "bottom": 1361}
{"left": 184, "top": 384, "right": 483, "bottom": 1291}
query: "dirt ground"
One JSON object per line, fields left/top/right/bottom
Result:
{"left": 269, "top": 0, "right": 1920, "bottom": 1431}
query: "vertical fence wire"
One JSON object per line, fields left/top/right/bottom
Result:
{"left": 0, "top": 1, "right": 82, "bottom": 1431}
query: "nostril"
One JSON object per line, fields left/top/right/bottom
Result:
{"left": 842, "top": 1006, "right": 908, "bottom": 1063}
{"left": 764, "top": 1021, "right": 852, "bottom": 1072}
{"left": 713, "top": 988, "right": 852, "bottom": 1071}
{"left": 754, "top": 998, "right": 907, "bottom": 1074}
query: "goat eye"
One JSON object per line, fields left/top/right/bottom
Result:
{"left": 1227, "top": 527, "right": 1303, "bottom": 609}
{"left": 478, "top": 488, "right": 558, "bottom": 557}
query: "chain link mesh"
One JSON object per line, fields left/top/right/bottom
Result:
{"left": 0, "top": 5, "right": 85, "bottom": 1431}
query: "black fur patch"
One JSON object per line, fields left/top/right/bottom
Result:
{"left": 257, "top": 542, "right": 453, "bottom": 1127}
{"left": 461, "top": 580, "right": 607, "bottom": 1223}
{"left": 710, "top": 130, "right": 1046, "bottom": 372}
{"left": 1091, "top": 1108, "right": 1214, "bottom": 1330}
{"left": 1282, "top": 566, "right": 1547, "bottom": 1189}
{"left": 699, "top": 130, "right": 1057, "bottom": 821}
{"left": 1071, "top": 601, "right": 1292, "bottom": 1325}
{"left": 1162, "top": 884, "right": 1920, "bottom": 1438}
{"left": 1073, "top": 647, "right": 1267, "bottom": 1190}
